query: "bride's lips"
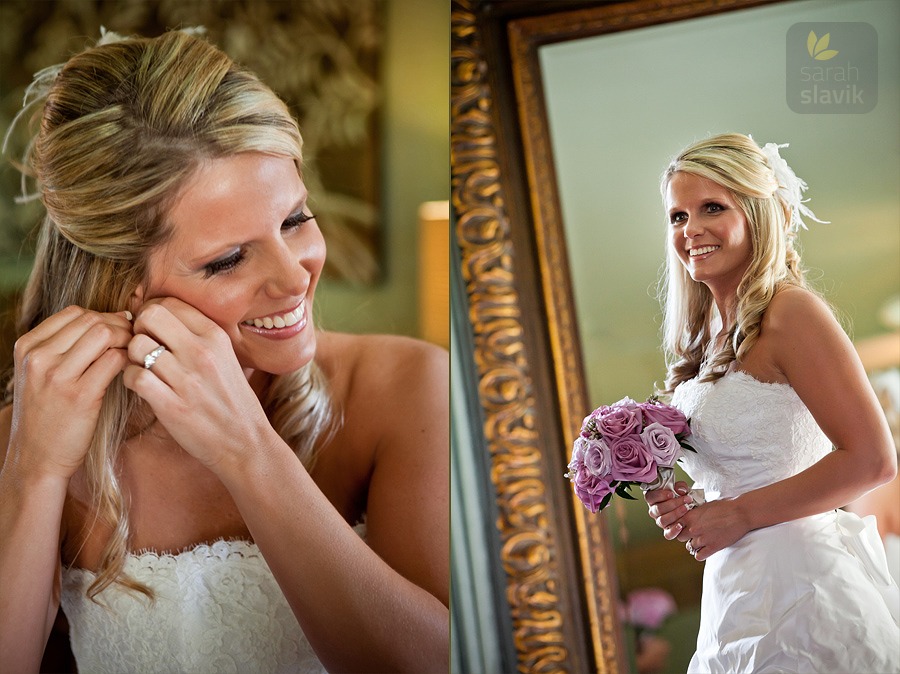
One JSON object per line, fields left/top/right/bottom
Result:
{"left": 240, "top": 300, "right": 308, "bottom": 339}
{"left": 687, "top": 245, "right": 720, "bottom": 261}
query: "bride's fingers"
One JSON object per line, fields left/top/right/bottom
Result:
{"left": 648, "top": 493, "right": 694, "bottom": 520}
{"left": 122, "top": 360, "right": 180, "bottom": 413}
{"left": 79, "top": 347, "right": 130, "bottom": 391}
{"left": 655, "top": 502, "right": 693, "bottom": 529}
{"left": 56, "top": 321, "right": 132, "bottom": 378}
{"left": 645, "top": 489, "right": 675, "bottom": 505}
{"left": 663, "top": 522, "right": 683, "bottom": 540}
{"left": 21, "top": 307, "right": 133, "bottom": 360}
{"left": 127, "top": 334, "right": 190, "bottom": 389}
{"left": 135, "top": 297, "right": 221, "bottom": 341}
{"left": 133, "top": 302, "right": 202, "bottom": 352}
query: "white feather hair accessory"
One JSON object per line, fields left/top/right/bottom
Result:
{"left": 756, "top": 139, "right": 829, "bottom": 232}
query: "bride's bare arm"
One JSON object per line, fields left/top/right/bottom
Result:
{"left": 0, "top": 307, "right": 132, "bottom": 672}
{"left": 733, "top": 290, "right": 895, "bottom": 512}
{"left": 654, "top": 288, "right": 896, "bottom": 560}
{"left": 0, "top": 415, "right": 67, "bottom": 673}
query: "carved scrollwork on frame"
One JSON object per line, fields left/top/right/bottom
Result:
{"left": 451, "top": 1, "right": 573, "bottom": 672}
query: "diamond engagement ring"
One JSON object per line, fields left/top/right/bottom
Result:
{"left": 686, "top": 540, "right": 697, "bottom": 556}
{"left": 143, "top": 345, "right": 167, "bottom": 370}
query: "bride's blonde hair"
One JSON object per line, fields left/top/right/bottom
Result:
{"left": 659, "top": 133, "right": 819, "bottom": 394}
{"left": 6, "top": 30, "right": 335, "bottom": 599}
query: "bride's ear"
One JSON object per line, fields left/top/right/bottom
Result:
{"left": 129, "top": 284, "right": 145, "bottom": 314}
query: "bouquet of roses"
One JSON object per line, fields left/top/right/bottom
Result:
{"left": 565, "top": 396, "right": 699, "bottom": 513}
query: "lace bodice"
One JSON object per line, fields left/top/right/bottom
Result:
{"left": 671, "top": 369, "right": 832, "bottom": 500}
{"left": 60, "top": 539, "right": 325, "bottom": 674}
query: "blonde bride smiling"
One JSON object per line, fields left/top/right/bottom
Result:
{"left": 0, "top": 29, "right": 448, "bottom": 674}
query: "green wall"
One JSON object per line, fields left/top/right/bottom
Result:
{"left": 318, "top": 0, "right": 450, "bottom": 337}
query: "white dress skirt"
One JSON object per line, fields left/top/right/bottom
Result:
{"left": 673, "top": 370, "right": 900, "bottom": 673}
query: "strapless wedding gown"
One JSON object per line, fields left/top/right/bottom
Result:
{"left": 672, "top": 370, "right": 900, "bottom": 673}
{"left": 60, "top": 539, "right": 326, "bottom": 673}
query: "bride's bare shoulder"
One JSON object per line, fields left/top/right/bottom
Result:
{"left": 315, "top": 331, "right": 447, "bottom": 422}
{"left": 316, "top": 331, "right": 447, "bottom": 385}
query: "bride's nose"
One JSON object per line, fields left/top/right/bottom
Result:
{"left": 683, "top": 216, "right": 704, "bottom": 239}
{"left": 265, "top": 243, "right": 308, "bottom": 298}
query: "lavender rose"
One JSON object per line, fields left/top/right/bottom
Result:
{"left": 582, "top": 437, "right": 612, "bottom": 478}
{"left": 596, "top": 399, "right": 643, "bottom": 439}
{"left": 609, "top": 434, "right": 658, "bottom": 483}
{"left": 567, "top": 436, "right": 586, "bottom": 475}
{"left": 641, "top": 422, "right": 682, "bottom": 468}
{"left": 639, "top": 401, "right": 690, "bottom": 437}
{"left": 573, "top": 471, "right": 614, "bottom": 513}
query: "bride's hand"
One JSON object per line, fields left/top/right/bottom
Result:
{"left": 8, "top": 306, "right": 132, "bottom": 479}
{"left": 646, "top": 480, "right": 695, "bottom": 540}
{"left": 671, "top": 499, "right": 751, "bottom": 562}
{"left": 122, "top": 297, "right": 276, "bottom": 469}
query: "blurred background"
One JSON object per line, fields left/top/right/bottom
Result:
{"left": 0, "top": 0, "right": 449, "bottom": 383}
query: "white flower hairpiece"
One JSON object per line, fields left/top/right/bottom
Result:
{"left": 757, "top": 139, "right": 829, "bottom": 232}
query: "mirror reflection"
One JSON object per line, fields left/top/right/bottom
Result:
{"left": 541, "top": 0, "right": 898, "bottom": 670}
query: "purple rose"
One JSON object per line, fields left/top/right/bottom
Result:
{"left": 639, "top": 400, "right": 690, "bottom": 437}
{"left": 582, "top": 437, "right": 612, "bottom": 478}
{"left": 596, "top": 396, "right": 640, "bottom": 417}
{"left": 596, "top": 400, "right": 643, "bottom": 439}
{"left": 566, "top": 438, "right": 586, "bottom": 480}
{"left": 641, "top": 423, "right": 682, "bottom": 468}
{"left": 573, "top": 471, "right": 614, "bottom": 513}
{"left": 609, "top": 435, "right": 658, "bottom": 483}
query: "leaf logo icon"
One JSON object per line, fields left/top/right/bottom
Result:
{"left": 807, "top": 31, "right": 839, "bottom": 60}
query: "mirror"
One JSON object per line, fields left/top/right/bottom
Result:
{"left": 451, "top": 0, "right": 898, "bottom": 671}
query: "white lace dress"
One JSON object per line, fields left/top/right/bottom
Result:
{"left": 673, "top": 370, "right": 900, "bottom": 673}
{"left": 60, "top": 539, "right": 326, "bottom": 673}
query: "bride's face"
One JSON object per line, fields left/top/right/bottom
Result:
{"left": 665, "top": 172, "right": 752, "bottom": 293}
{"left": 141, "top": 152, "right": 325, "bottom": 375}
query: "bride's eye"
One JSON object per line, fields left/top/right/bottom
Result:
{"left": 282, "top": 211, "right": 315, "bottom": 231}
{"left": 706, "top": 202, "right": 724, "bottom": 213}
{"left": 204, "top": 250, "right": 245, "bottom": 277}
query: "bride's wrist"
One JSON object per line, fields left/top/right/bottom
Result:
{"left": 212, "top": 425, "right": 293, "bottom": 483}
{"left": 731, "top": 493, "right": 758, "bottom": 534}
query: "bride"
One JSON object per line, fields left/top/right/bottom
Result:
{"left": 0, "top": 29, "right": 448, "bottom": 673}
{"left": 645, "top": 133, "right": 899, "bottom": 672}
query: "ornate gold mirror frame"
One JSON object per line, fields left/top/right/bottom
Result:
{"left": 450, "top": 1, "right": 780, "bottom": 671}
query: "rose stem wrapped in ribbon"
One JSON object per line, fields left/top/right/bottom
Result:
{"left": 565, "top": 396, "right": 705, "bottom": 513}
